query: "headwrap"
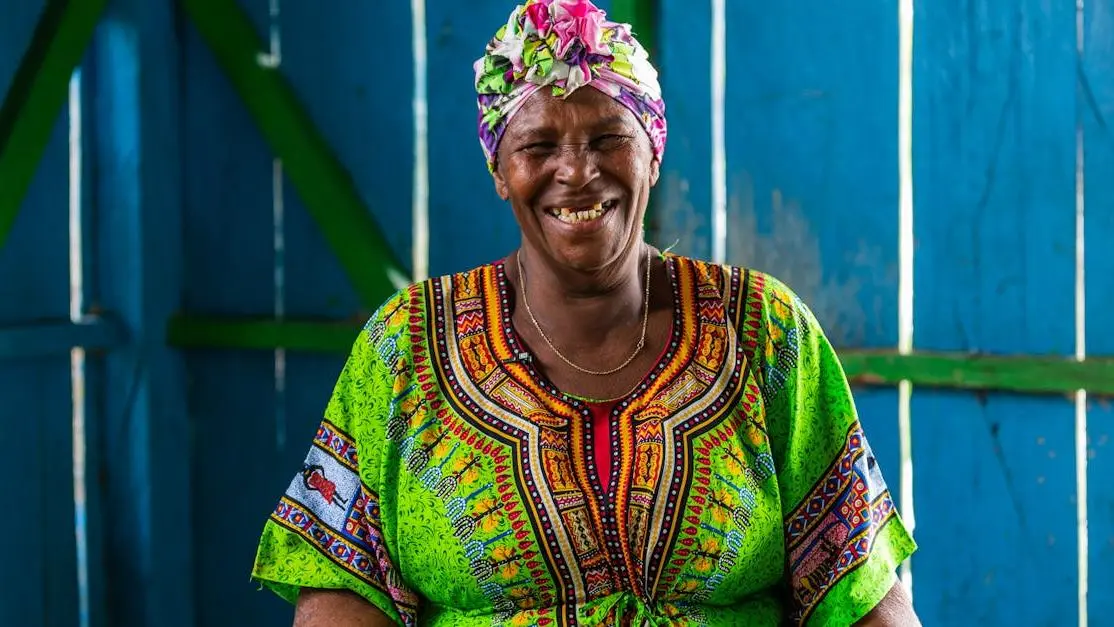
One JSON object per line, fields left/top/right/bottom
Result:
{"left": 473, "top": 0, "right": 667, "bottom": 172}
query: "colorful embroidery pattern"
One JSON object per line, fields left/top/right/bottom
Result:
{"left": 785, "top": 423, "right": 897, "bottom": 624}
{"left": 252, "top": 255, "right": 915, "bottom": 626}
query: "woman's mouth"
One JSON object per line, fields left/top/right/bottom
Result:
{"left": 546, "top": 199, "right": 619, "bottom": 224}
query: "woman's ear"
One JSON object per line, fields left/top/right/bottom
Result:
{"left": 650, "top": 157, "right": 661, "bottom": 188}
{"left": 492, "top": 168, "right": 509, "bottom": 200}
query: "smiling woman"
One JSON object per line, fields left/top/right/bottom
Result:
{"left": 249, "top": 1, "right": 919, "bottom": 625}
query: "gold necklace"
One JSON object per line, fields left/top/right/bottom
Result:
{"left": 516, "top": 247, "right": 652, "bottom": 376}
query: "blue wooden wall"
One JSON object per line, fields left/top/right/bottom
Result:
{"left": 1, "top": 0, "right": 1112, "bottom": 625}
{"left": 0, "top": 2, "right": 79, "bottom": 626}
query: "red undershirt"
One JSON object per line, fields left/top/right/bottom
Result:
{"left": 585, "top": 400, "right": 618, "bottom": 486}
{"left": 577, "top": 319, "right": 674, "bottom": 489}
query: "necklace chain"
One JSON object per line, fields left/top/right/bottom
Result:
{"left": 516, "top": 247, "right": 652, "bottom": 376}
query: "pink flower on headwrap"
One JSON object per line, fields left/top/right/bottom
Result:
{"left": 524, "top": 3, "right": 551, "bottom": 35}
{"left": 550, "top": 0, "right": 608, "bottom": 57}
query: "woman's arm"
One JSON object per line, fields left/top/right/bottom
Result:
{"left": 854, "top": 581, "right": 921, "bottom": 627}
{"left": 294, "top": 588, "right": 396, "bottom": 627}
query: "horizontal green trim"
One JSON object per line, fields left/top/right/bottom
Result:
{"left": 0, "top": 0, "right": 108, "bottom": 251}
{"left": 165, "top": 316, "right": 1114, "bottom": 396}
{"left": 180, "top": 0, "right": 408, "bottom": 308}
{"left": 0, "top": 316, "right": 127, "bottom": 359}
{"left": 166, "top": 315, "right": 361, "bottom": 354}
{"left": 839, "top": 351, "right": 1114, "bottom": 397}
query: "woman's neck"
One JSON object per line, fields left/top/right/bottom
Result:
{"left": 515, "top": 245, "right": 651, "bottom": 343}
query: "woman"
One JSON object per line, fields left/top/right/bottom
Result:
{"left": 252, "top": 1, "right": 918, "bottom": 625}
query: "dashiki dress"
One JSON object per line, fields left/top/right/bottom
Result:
{"left": 251, "top": 255, "right": 916, "bottom": 626}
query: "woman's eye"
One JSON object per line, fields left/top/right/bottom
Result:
{"left": 521, "top": 142, "right": 557, "bottom": 155}
{"left": 592, "top": 134, "right": 628, "bottom": 150}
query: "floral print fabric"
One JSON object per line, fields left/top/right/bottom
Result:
{"left": 473, "top": 0, "right": 667, "bottom": 171}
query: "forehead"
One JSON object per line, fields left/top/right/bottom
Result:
{"left": 505, "top": 87, "right": 642, "bottom": 137}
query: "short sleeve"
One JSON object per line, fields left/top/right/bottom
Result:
{"left": 756, "top": 276, "right": 916, "bottom": 626}
{"left": 251, "top": 290, "right": 420, "bottom": 626}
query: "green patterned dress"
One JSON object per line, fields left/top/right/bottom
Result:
{"left": 251, "top": 255, "right": 916, "bottom": 626}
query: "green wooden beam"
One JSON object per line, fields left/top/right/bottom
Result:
{"left": 839, "top": 351, "right": 1114, "bottom": 398}
{"left": 0, "top": 0, "right": 107, "bottom": 251}
{"left": 610, "top": 0, "right": 657, "bottom": 55}
{"left": 180, "top": 0, "right": 408, "bottom": 308}
{"left": 167, "top": 315, "right": 362, "bottom": 354}
{"left": 608, "top": 0, "right": 659, "bottom": 232}
{"left": 166, "top": 315, "right": 1114, "bottom": 397}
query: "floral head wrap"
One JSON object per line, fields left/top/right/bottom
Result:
{"left": 473, "top": 0, "right": 667, "bottom": 172}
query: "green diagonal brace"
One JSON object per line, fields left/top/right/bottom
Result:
{"left": 181, "top": 0, "right": 408, "bottom": 308}
{"left": 0, "top": 0, "right": 108, "bottom": 251}
{"left": 165, "top": 315, "right": 1114, "bottom": 398}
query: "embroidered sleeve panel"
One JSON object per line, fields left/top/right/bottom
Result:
{"left": 253, "top": 286, "right": 424, "bottom": 627}
{"left": 735, "top": 271, "right": 915, "bottom": 625}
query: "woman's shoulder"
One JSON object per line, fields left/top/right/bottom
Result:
{"left": 668, "top": 253, "right": 813, "bottom": 326}
{"left": 359, "top": 261, "right": 502, "bottom": 339}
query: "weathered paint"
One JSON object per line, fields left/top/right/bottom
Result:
{"left": 1083, "top": 0, "right": 1114, "bottom": 619}
{"left": 717, "top": 0, "right": 906, "bottom": 523}
{"left": 911, "top": 0, "right": 1080, "bottom": 623}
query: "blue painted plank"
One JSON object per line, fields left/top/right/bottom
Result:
{"left": 89, "top": 2, "right": 194, "bottom": 625}
{"left": 721, "top": 0, "right": 900, "bottom": 349}
{"left": 913, "top": 394, "right": 1078, "bottom": 622}
{"left": 280, "top": 1, "right": 414, "bottom": 314}
{"left": 1082, "top": 0, "right": 1114, "bottom": 621}
{"left": 425, "top": 0, "right": 549, "bottom": 276}
{"left": 654, "top": 0, "right": 712, "bottom": 259}
{"left": 719, "top": 1, "right": 905, "bottom": 516}
{"left": 0, "top": 20, "right": 77, "bottom": 624}
{"left": 0, "top": 316, "right": 126, "bottom": 359}
{"left": 179, "top": 2, "right": 284, "bottom": 626}
{"left": 74, "top": 59, "right": 107, "bottom": 627}
{"left": 911, "top": 0, "right": 1079, "bottom": 623}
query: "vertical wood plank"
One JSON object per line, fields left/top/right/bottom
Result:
{"left": 718, "top": 1, "right": 905, "bottom": 506}
{"left": 654, "top": 0, "right": 712, "bottom": 258}
{"left": 89, "top": 1, "right": 193, "bottom": 625}
{"left": 1083, "top": 0, "right": 1114, "bottom": 621}
{"left": 280, "top": 0, "right": 414, "bottom": 311}
{"left": 0, "top": 5, "right": 76, "bottom": 622}
{"left": 179, "top": 1, "right": 281, "bottom": 624}
{"left": 425, "top": 0, "right": 525, "bottom": 276}
{"left": 911, "top": 0, "right": 1079, "bottom": 623}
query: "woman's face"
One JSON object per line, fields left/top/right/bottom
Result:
{"left": 493, "top": 87, "right": 660, "bottom": 273}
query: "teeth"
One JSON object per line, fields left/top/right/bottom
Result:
{"left": 551, "top": 202, "right": 608, "bottom": 224}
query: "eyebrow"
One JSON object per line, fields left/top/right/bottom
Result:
{"left": 509, "top": 114, "right": 636, "bottom": 139}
